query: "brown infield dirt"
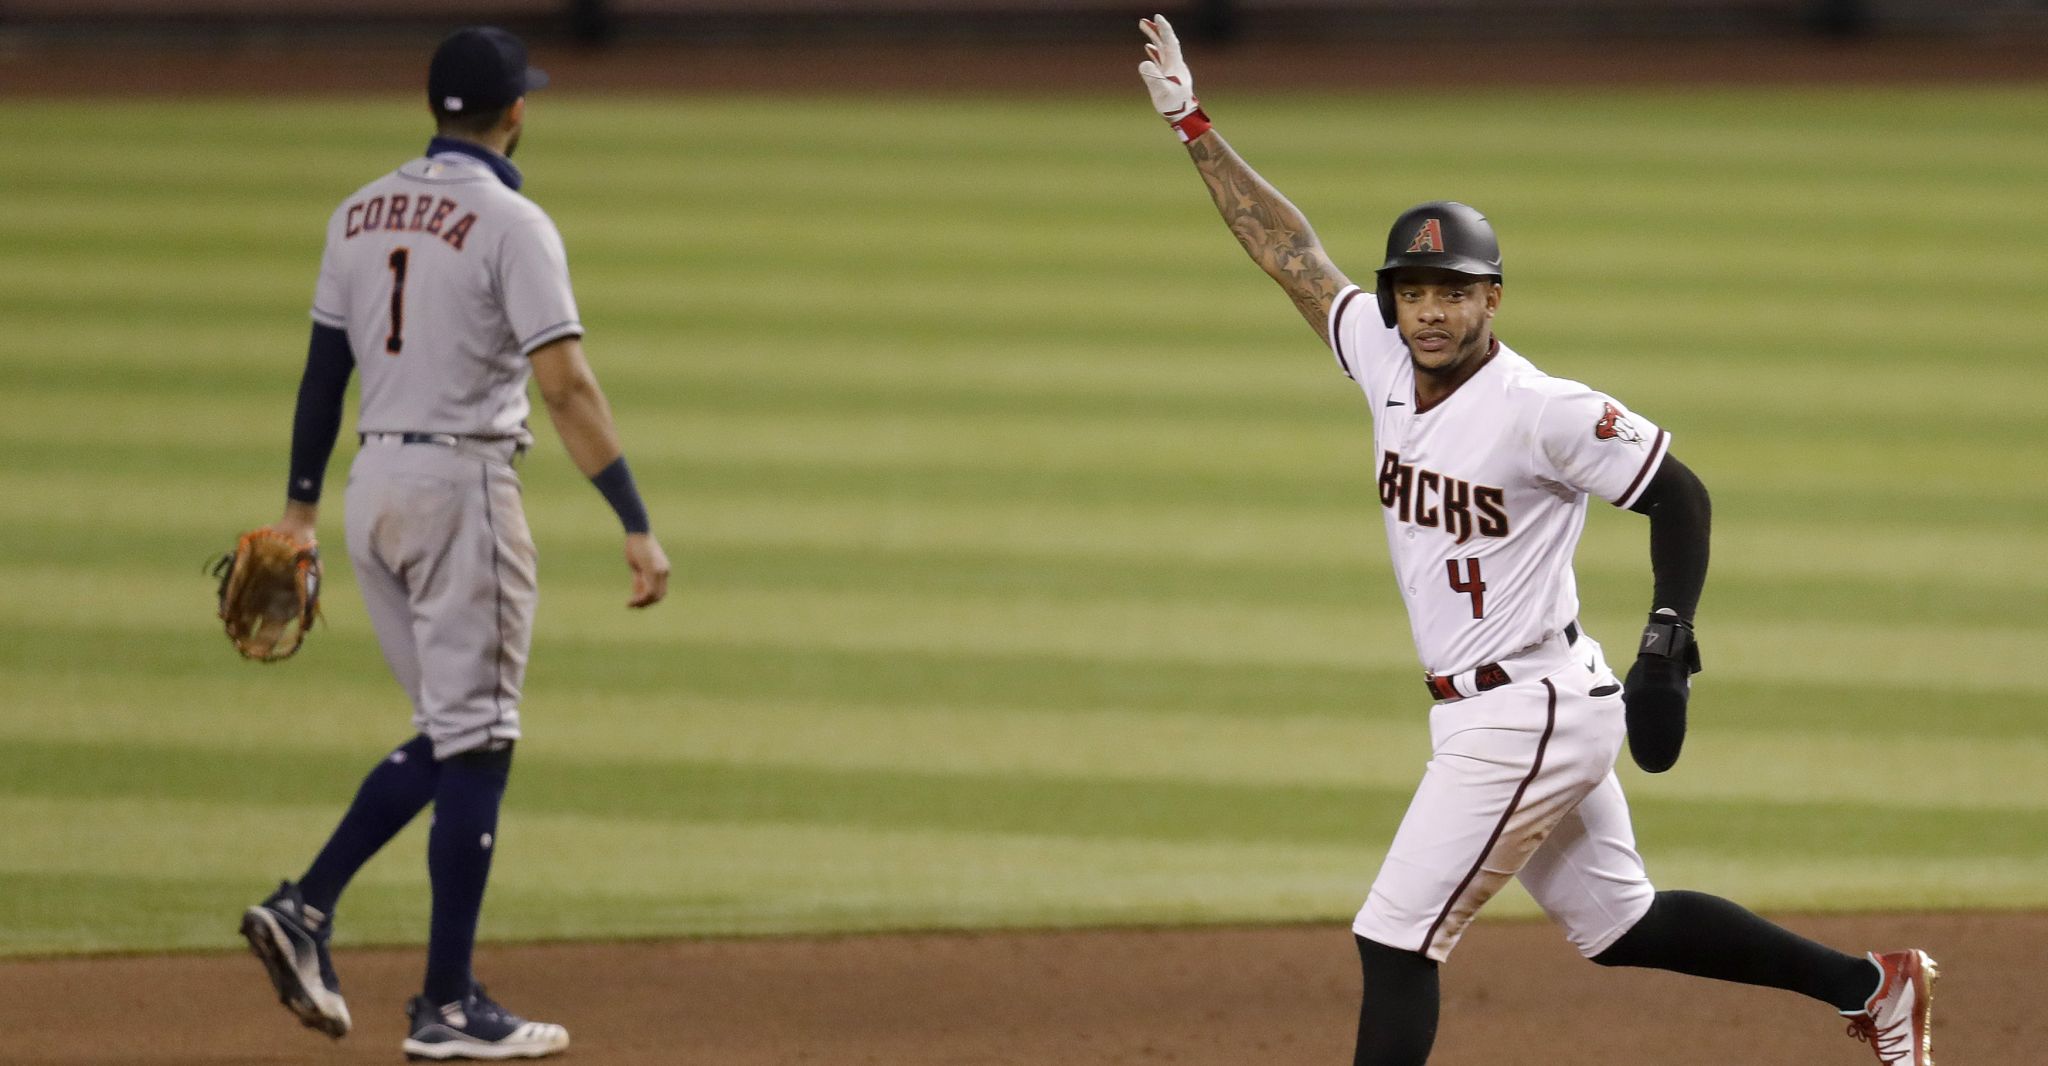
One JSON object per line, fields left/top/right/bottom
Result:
{"left": 0, "top": 913, "right": 2035, "bottom": 1064}
{"left": 3, "top": 29, "right": 2041, "bottom": 1065}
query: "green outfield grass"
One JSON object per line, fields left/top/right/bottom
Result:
{"left": 1, "top": 87, "right": 2044, "bottom": 956}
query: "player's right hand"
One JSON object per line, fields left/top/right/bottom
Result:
{"left": 1137, "top": 15, "right": 1198, "bottom": 122}
{"left": 268, "top": 500, "right": 319, "bottom": 546}
{"left": 623, "top": 532, "right": 671, "bottom": 609}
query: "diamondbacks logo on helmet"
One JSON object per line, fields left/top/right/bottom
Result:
{"left": 1593, "top": 402, "right": 1644, "bottom": 444}
{"left": 1406, "top": 219, "right": 1446, "bottom": 254}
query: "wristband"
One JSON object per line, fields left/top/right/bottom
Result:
{"left": 590, "top": 456, "right": 651, "bottom": 535}
{"left": 1170, "top": 106, "right": 1212, "bottom": 144}
{"left": 1638, "top": 609, "right": 1702, "bottom": 675}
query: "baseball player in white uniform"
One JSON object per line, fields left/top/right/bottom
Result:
{"left": 238, "top": 27, "right": 668, "bottom": 1061}
{"left": 1136, "top": 16, "right": 1937, "bottom": 1066}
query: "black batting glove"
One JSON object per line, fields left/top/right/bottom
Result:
{"left": 1623, "top": 610, "right": 1702, "bottom": 774}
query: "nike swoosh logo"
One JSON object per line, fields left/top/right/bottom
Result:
{"left": 1386, "top": 399, "right": 1405, "bottom": 407}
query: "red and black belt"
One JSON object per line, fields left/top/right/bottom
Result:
{"left": 1424, "top": 621, "right": 1580, "bottom": 702}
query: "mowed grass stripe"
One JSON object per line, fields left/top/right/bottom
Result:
{"left": 11, "top": 391, "right": 2030, "bottom": 542}
{"left": 0, "top": 670, "right": 2038, "bottom": 812}
{"left": 13, "top": 824, "right": 2047, "bottom": 957}
{"left": 0, "top": 804, "right": 1379, "bottom": 954}
{"left": 2, "top": 381, "right": 2034, "bottom": 506}
{"left": 1, "top": 627, "right": 2037, "bottom": 741}
{"left": 4, "top": 738, "right": 2045, "bottom": 864}
{"left": 5, "top": 454, "right": 2043, "bottom": 565}
{"left": 11, "top": 516, "right": 2046, "bottom": 629}
{"left": 7, "top": 561, "right": 2044, "bottom": 692}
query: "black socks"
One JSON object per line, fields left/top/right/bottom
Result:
{"left": 1592, "top": 890, "right": 1879, "bottom": 1013}
{"left": 1354, "top": 935, "right": 1440, "bottom": 1066}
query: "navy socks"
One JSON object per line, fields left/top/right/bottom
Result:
{"left": 296, "top": 733, "right": 516, "bottom": 1006}
{"left": 298, "top": 734, "right": 440, "bottom": 915}
{"left": 1592, "top": 890, "right": 1879, "bottom": 1012}
{"left": 423, "top": 742, "right": 514, "bottom": 1006}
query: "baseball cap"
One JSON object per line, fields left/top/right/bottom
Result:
{"left": 427, "top": 26, "right": 548, "bottom": 115}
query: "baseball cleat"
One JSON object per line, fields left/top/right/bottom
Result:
{"left": 240, "top": 880, "right": 351, "bottom": 1038}
{"left": 1842, "top": 948, "right": 1938, "bottom": 1065}
{"left": 402, "top": 985, "right": 570, "bottom": 1060}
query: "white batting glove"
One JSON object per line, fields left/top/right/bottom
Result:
{"left": 1138, "top": 15, "right": 1212, "bottom": 142}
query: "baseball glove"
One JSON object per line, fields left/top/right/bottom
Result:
{"left": 211, "top": 529, "right": 322, "bottom": 662}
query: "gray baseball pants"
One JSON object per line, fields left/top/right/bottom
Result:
{"left": 345, "top": 435, "right": 536, "bottom": 760}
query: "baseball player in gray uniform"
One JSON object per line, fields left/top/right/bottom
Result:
{"left": 1137, "top": 16, "right": 1936, "bottom": 1066}
{"left": 238, "top": 26, "right": 669, "bottom": 1061}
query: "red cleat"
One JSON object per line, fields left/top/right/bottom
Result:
{"left": 1843, "top": 949, "right": 1938, "bottom": 1065}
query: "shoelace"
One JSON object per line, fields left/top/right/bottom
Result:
{"left": 466, "top": 986, "right": 519, "bottom": 1026}
{"left": 278, "top": 902, "right": 342, "bottom": 992}
{"left": 309, "top": 930, "right": 340, "bottom": 990}
{"left": 1844, "top": 1015, "right": 1913, "bottom": 1061}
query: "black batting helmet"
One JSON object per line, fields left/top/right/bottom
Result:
{"left": 1375, "top": 201, "right": 1502, "bottom": 327}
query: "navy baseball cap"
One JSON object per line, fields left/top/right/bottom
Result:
{"left": 428, "top": 27, "right": 548, "bottom": 114}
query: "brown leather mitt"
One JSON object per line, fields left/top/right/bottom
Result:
{"left": 212, "top": 529, "right": 322, "bottom": 662}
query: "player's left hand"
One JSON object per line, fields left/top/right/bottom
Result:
{"left": 1623, "top": 656, "right": 1689, "bottom": 773}
{"left": 1622, "top": 610, "right": 1701, "bottom": 773}
{"left": 623, "top": 532, "right": 671, "bottom": 609}
{"left": 212, "top": 526, "right": 322, "bottom": 662}
{"left": 1137, "top": 15, "right": 1198, "bottom": 123}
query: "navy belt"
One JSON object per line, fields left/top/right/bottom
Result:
{"left": 360, "top": 431, "right": 460, "bottom": 446}
{"left": 358, "top": 432, "right": 525, "bottom": 466}
{"left": 1425, "top": 621, "right": 1580, "bottom": 702}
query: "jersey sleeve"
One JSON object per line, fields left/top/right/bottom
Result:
{"left": 309, "top": 209, "right": 348, "bottom": 329}
{"left": 498, "top": 214, "right": 585, "bottom": 356}
{"left": 1327, "top": 283, "right": 1409, "bottom": 406}
{"left": 1531, "top": 383, "right": 1671, "bottom": 509}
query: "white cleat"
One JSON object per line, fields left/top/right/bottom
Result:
{"left": 240, "top": 881, "right": 351, "bottom": 1039}
{"left": 402, "top": 985, "right": 569, "bottom": 1060}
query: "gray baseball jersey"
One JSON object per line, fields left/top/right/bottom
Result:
{"left": 312, "top": 141, "right": 572, "bottom": 758}
{"left": 311, "top": 148, "right": 582, "bottom": 446}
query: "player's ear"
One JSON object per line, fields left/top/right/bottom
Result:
{"left": 503, "top": 98, "right": 527, "bottom": 132}
{"left": 1485, "top": 281, "right": 1502, "bottom": 317}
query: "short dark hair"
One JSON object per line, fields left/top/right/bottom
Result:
{"left": 434, "top": 101, "right": 512, "bottom": 137}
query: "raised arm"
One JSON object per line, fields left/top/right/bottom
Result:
{"left": 1138, "top": 15, "right": 1353, "bottom": 345}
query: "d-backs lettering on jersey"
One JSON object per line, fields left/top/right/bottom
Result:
{"left": 1376, "top": 452, "right": 1509, "bottom": 546}
{"left": 1327, "top": 284, "right": 1670, "bottom": 676}
{"left": 311, "top": 149, "right": 582, "bottom": 446}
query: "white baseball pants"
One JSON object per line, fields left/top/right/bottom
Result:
{"left": 1354, "top": 632, "right": 1657, "bottom": 962}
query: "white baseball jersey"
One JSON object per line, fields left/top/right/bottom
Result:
{"left": 310, "top": 146, "right": 583, "bottom": 445}
{"left": 1327, "top": 285, "right": 1671, "bottom": 676}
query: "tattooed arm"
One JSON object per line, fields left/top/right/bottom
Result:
{"left": 1138, "top": 15, "right": 1352, "bottom": 346}
{"left": 1184, "top": 131, "right": 1352, "bottom": 345}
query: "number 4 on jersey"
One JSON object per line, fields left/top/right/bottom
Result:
{"left": 1447, "top": 558, "right": 1486, "bottom": 619}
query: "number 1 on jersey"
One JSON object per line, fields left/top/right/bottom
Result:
{"left": 385, "top": 247, "right": 410, "bottom": 354}
{"left": 1447, "top": 558, "right": 1486, "bottom": 619}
